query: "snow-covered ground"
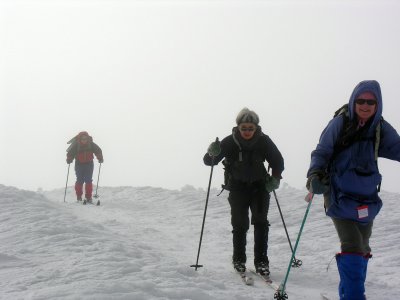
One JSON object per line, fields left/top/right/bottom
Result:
{"left": 0, "top": 183, "right": 399, "bottom": 300}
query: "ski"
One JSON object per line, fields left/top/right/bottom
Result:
{"left": 81, "top": 199, "right": 100, "bottom": 206}
{"left": 236, "top": 270, "right": 254, "bottom": 286}
{"left": 249, "top": 269, "right": 281, "bottom": 291}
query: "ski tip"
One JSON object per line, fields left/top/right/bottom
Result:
{"left": 320, "top": 293, "right": 330, "bottom": 300}
{"left": 245, "top": 277, "right": 254, "bottom": 286}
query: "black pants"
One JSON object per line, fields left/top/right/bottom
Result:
{"left": 228, "top": 188, "right": 270, "bottom": 264}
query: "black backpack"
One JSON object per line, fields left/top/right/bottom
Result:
{"left": 332, "top": 104, "right": 382, "bottom": 161}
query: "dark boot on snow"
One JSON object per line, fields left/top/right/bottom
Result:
{"left": 233, "top": 260, "right": 246, "bottom": 273}
{"left": 255, "top": 257, "right": 270, "bottom": 276}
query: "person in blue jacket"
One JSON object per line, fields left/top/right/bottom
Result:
{"left": 307, "top": 80, "right": 400, "bottom": 300}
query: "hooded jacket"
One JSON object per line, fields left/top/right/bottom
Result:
{"left": 67, "top": 132, "right": 103, "bottom": 164}
{"left": 204, "top": 127, "right": 284, "bottom": 191}
{"left": 308, "top": 80, "right": 400, "bottom": 222}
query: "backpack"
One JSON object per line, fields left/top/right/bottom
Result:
{"left": 332, "top": 104, "right": 382, "bottom": 162}
{"left": 66, "top": 136, "right": 78, "bottom": 153}
{"left": 221, "top": 151, "right": 267, "bottom": 191}
{"left": 66, "top": 134, "right": 93, "bottom": 153}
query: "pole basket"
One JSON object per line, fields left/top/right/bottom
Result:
{"left": 292, "top": 258, "right": 302, "bottom": 268}
{"left": 274, "top": 290, "right": 288, "bottom": 300}
{"left": 190, "top": 264, "right": 203, "bottom": 271}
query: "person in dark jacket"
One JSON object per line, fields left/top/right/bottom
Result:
{"left": 66, "top": 131, "right": 103, "bottom": 202}
{"left": 307, "top": 80, "right": 400, "bottom": 300}
{"left": 204, "top": 108, "right": 284, "bottom": 276}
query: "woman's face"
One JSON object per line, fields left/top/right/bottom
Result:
{"left": 354, "top": 92, "right": 377, "bottom": 122}
{"left": 238, "top": 122, "right": 257, "bottom": 140}
{"left": 80, "top": 135, "right": 89, "bottom": 144}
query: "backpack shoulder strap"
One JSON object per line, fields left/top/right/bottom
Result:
{"left": 374, "top": 117, "right": 383, "bottom": 161}
{"left": 232, "top": 133, "right": 243, "bottom": 162}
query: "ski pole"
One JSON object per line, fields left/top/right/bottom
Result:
{"left": 94, "top": 163, "right": 102, "bottom": 198}
{"left": 93, "top": 163, "right": 102, "bottom": 206}
{"left": 275, "top": 193, "right": 314, "bottom": 300}
{"left": 190, "top": 138, "right": 218, "bottom": 271}
{"left": 63, "top": 164, "right": 71, "bottom": 202}
{"left": 273, "top": 190, "right": 302, "bottom": 268}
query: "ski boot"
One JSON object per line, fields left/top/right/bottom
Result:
{"left": 255, "top": 260, "right": 270, "bottom": 276}
{"left": 85, "top": 196, "right": 93, "bottom": 204}
{"left": 233, "top": 260, "right": 246, "bottom": 273}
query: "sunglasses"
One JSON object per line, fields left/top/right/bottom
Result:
{"left": 355, "top": 99, "right": 377, "bottom": 106}
{"left": 239, "top": 127, "right": 256, "bottom": 132}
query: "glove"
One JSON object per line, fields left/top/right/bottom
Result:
{"left": 266, "top": 176, "right": 280, "bottom": 193}
{"left": 306, "top": 172, "right": 329, "bottom": 195}
{"left": 98, "top": 158, "right": 104, "bottom": 163}
{"left": 207, "top": 140, "right": 221, "bottom": 157}
{"left": 66, "top": 158, "right": 73, "bottom": 164}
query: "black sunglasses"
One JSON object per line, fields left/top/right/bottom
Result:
{"left": 239, "top": 127, "right": 256, "bottom": 132}
{"left": 355, "top": 99, "right": 377, "bottom": 106}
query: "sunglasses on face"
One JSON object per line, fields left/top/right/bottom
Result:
{"left": 355, "top": 99, "right": 377, "bottom": 106}
{"left": 239, "top": 127, "right": 256, "bottom": 132}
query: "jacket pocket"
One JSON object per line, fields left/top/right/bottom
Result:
{"left": 326, "top": 192, "right": 382, "bottom": 223}
{"left": 335, "top": 170, "right": 381, "bottom": 196}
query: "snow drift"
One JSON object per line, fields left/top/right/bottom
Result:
{"left": 0, "top": 184, "right": 399, "bottom": 300}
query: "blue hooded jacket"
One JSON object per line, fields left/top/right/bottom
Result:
{"left": 308, "top": 80, "right": 400, "bottom": 222}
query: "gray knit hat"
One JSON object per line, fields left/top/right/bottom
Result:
{"left": 236, "top": 107, "right": 259, "bottom": 125}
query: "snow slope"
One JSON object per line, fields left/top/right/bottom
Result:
{"left": 0, "top": 183, "right": 399, "bottom": 300}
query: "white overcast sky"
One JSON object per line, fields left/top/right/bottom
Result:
{"left": 1, "top": 0, "right": 400, "bottom": 194}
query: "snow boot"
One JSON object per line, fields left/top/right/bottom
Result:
{"left": 336, "top": 253, "right": 368, "bottom": 300}
{"left": 233, "top": 260, "right": 246, "bottom": 273}
{"left": 255, "top": 257, "right": 270, "bottom": 276}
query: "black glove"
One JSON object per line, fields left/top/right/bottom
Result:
{"left": 98, "top": 158, "right": 104, "bottom": 163}
{"left": 207, "top": 140, "right": 221, "bottom": 157}
{"left": 266, "top": 176, "right": 280, "bottom": 192}
{"left": 306, "top": 171, "right": 329, "bottom": 195}
{"left": 66, "top": 158, "right": 73, "bottom": 164}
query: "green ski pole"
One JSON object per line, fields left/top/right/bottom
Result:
{"left": 274, "top": 192, "right": 314, "bottom": 300}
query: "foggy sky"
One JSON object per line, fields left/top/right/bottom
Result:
{"left": 1, "top": 0, "right": 400, "bottom": 195}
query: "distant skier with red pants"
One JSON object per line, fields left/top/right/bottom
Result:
{"left": 66, "top": 131, "right": 103, "bottom": 202}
